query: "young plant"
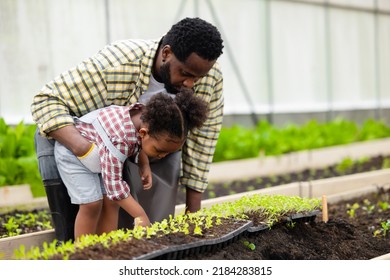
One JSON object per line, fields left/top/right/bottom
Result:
{"left": 241, "top": 240, "right": 256, "bottom": 251}
{"left": 381, "top": 220, "right": 390, "bottom": 237}
{"left": 2, "top": 217, "right": 21, "bottom": 237}
{"left": 373, "top": 220, "right": 390, "bottom": 238}
{"left": 346, "top": 203, "right": 360, "bottom": 218}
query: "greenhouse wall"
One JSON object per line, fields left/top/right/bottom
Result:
{"left": 1, "top": 0, "right": 389, "bottom": 127}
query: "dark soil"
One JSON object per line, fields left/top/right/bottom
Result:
{"left": 183, "top": 187, "right": 390, "bottom": 260}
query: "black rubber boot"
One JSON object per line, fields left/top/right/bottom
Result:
{"left": 34, "top": 129, "right": 79, "bottom": 243}
{"left": 44, "top": 179, "right": 79, "bottom": 243}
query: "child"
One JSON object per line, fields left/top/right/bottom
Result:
{"left": 54, "top": 89, "right": 209, "bottom": 240}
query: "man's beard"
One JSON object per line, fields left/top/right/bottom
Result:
{"left": 160, "top": 62, "right": 180, "bottom": 94}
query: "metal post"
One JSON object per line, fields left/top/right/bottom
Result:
{"left": 205, "top": 0, "right": 259, "bottom": 125}
{"left": 374, "top": 0, "right": 382, "bottom": 120}
{"left": 105, "top": 0, "right": 111, "bottom": 43}
{"left": 324, "top": 0, "right": 333, "bottom": 121}
{"left": 265, "top": 0, "right": 274, "bottom": 124}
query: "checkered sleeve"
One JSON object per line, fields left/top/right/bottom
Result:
{"left": 180, "top": 63, "right": 224, "bottom": 192}
{"left": 31, "top": 57, "right": 109, "bottom": 137}
{"left": 31, "top": 39, "right": 156, "bottom": 137}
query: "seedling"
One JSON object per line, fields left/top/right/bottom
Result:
{"left": 381, "top": 220, "right": 390, "bottom": 237}
{"left": 346, "top": 203, "right": 360, "bottom": 218}
{"left": 362, "top": 199, "right": 375, "bottom": 214}
{"left": 382, "top": 158, "right": 390, "bottom": 169}
{"left": 286, "top": 221, "right": 296, "bottom": 229}
{"left": 2, "top": 217, "right": 21, "bottom": 237}
{"left": 241, "top": 240, "right": 256, "bottom": 251}
{"left": 377, "top": 201, "right": 389, "bottom": 211}
{"left": 335, "top": 157, "right": 354, "bottom": 174}
{"left": 373, "top": 220, "right": 390, "bottom": 238}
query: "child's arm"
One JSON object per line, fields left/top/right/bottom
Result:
{"left": 137, "top": 150, "right": 152, "bottom": 190}
{"left": 116, "top": 195, "right": 150, "bottom": 227}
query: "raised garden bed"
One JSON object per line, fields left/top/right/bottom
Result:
{"left": 10, "top": 186, "right": 390, "bottom": 260}
{"left": 13, "top": 194, "right": 322, "bottom": 260}
{"left": 181, "top": 186, "right": 390, "bottom": 260}
{"left": 0, "top": 208, "right": 54, "bottom": 259}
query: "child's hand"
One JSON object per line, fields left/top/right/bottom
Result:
{"left": 139, "top": 165, "right": 152, "bottom": 190}
{"left": 137, "top": 151, "right": 152, "bottom": 190}
{"left": 134, "top": 215, "right": 151, "bottom": 227}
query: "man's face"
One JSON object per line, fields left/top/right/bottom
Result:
{"left": 159, "top": 52, "right": 216, "bottom": 94}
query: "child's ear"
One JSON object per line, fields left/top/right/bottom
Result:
{"left": 139, "top": 127, "right": 148, "bottom": 138}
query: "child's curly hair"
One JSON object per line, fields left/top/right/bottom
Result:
{"left": 141, "top": 89, "right": 209, "bottom": 140}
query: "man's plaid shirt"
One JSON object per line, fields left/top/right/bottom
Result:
{"left": 31, "top": 38, "right": 224, "bottom": 192}
{"left": 75, "top": 104, "right": 142, "bottom": 201}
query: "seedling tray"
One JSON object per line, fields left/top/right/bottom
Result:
{"left": 247, "top": 210, "right": 320, "bottom": 234}
{"left": 134, "top": 220, "right": 253, "bottom": 260}
{"left": 286, "top": 210, "right": 321, "bottom": 223}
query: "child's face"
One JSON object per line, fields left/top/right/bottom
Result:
{"left": 140, "top": 131, "right": 182, "bottom": 159}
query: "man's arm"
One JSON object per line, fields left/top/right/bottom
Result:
{"left": 181, "top": 64, "right": 224, "bottom": 212}
{"left": 185, "top": 187, "right": 203, "bottom": 213}
{"left": 48, "top": 125, "right": 92, "bottom": 157}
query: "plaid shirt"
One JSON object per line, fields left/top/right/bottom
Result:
{"left": 75, "top": 104, "right": 142, "bottom": 200}
{"left": 31, "top": 38, "right": 224, "bottom": 192}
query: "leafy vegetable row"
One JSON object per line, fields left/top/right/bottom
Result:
{"left": 214, "top": 118, "right": 390, "bottom": 162}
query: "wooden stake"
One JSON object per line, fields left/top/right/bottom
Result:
{"left": 322, "top": 195, "right": 328, "bottom": 223}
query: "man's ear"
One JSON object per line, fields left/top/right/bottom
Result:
{"left": 162, "top": 45, "right": 172, "bottom": 60}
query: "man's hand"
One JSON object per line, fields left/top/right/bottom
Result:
{"left": 185, "top": 187, "right": 202, "bottom": 213}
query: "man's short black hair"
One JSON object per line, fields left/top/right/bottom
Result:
{"left": 162, "top": 17, "right": 224, "bottom": 62}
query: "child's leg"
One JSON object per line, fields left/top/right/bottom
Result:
{"left": 96, "top": 195, "right": 119, "bottom": 234}
{"left": 75, "top": 200, "right": 103, "bottom": 239}
{"left": 54, "top": 141, "right": 105, "bottom": 240}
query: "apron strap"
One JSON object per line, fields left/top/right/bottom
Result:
{"left": 78, "top": 108, "right": 128, "bottom": 162}
{"left": 92, "top": 119, "right": 128, "bottom": 162}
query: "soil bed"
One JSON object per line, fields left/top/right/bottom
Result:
{"left": 183, "top": 187, "right": 390, "bottom": 260}
{"left": 21, "top": 187, "right": 390, "bottom": 260}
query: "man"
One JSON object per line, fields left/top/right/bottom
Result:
{"left": 31, "top": 17, "right": 224, "bottom": 242}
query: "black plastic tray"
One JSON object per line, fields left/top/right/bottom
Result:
{"left": 286, "top": 210, "right": 321, "bottom": 223}
{"left": 134, "top": 220, "right": 253, "bottom": 260}
{"left": 247, "top": 210, "right": 320, "bottom": 234}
